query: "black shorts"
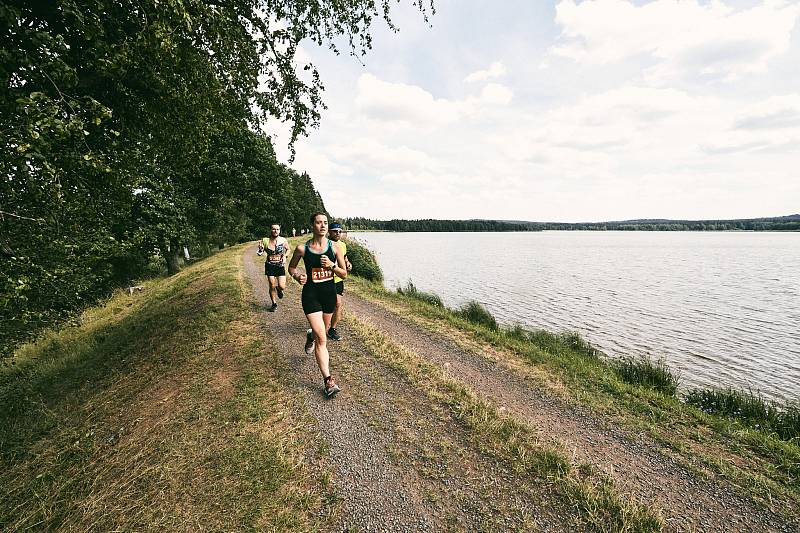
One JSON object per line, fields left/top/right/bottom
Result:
{"left": 302, "top": 283, "right": 337, "bottom": 314}
{"left": 335, "top": 281, "right": 344, "bottom": 295}
{"left": 265, "top": 263, "right": 286, "bottom": 277}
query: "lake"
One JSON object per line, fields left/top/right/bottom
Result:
{"left": 349, "top": 231, "right": 800, "bottom": 403}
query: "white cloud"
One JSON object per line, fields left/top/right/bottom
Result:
{"left": 702, "top": 94, "right": 800, "bottom": 154}
{"left": 464, "top": 61, "right": 507, "bottom": 83}
{"left": 328, "top": 138, "right": 437, "bottom": 174}
{"left": 355, "top": 73, "right": 512, "bottom": 128}
{"left": 733, "top": 94, "right": 800, "bottom": 130}
{"left": 551, "top": 0, "right": 800, "bottom": 82}
{"left": 356, "top": 73, "right": 462, "bottom": 126}
{"left": 478, "top": 83, "right": 513, "bottom": 105}
{"left": 278, "top": 1, "right": 800, "bottom": 222}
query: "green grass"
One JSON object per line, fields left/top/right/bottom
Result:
{"left": 346, "top": 276, "right": 800, "bottom": 518}
{"left": 348, "top": 316, "right": 663, "bottom": 531}
{"left": 614, "top": 356, "right": 680, "bottom": 396}
{"left": 397, "top": 280, "right": 444, "bottom": 307}
{"left": 456, "top": 300, "right": 498, "bottom": 330}
{"left": 346, "top": 238, "right": 383, "bottom": 281}
{"left": 0, "top": 244, "right": 333, "bottom": 531}
{"left": 686, "top": 387, "right": 800, "bottom": 441}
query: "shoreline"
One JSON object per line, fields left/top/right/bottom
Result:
{"left": 2, "top": 242, "right": 797, "bottom": 530}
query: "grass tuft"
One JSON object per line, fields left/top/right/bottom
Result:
{"left": 396, "top": 280, "right": 444, "bottom": 307}
{"left": 456, "top": 300, "right": 498, "bottom": 330}
{"left": 686, "top": 388, "right": 800, "bottom": 441}
{"left": 614, "top": 356, "right": 680, "bottom": 396}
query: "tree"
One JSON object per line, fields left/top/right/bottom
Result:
{"left": 1, "top": 0, "right": 434, "bottom": 356}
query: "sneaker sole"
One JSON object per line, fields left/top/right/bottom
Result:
{"left": 325, "top": 386, "right": 341, "bottom": 397}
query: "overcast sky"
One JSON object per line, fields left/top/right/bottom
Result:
{"left": 269, "top": 0, "right": 800, "bottom": 223}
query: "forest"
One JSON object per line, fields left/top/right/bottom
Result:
{"left": 344, "top": 215, "right": 800, "bottom": 232}
{"left": 1, "top": 0, "right": 430, "bottom": 357}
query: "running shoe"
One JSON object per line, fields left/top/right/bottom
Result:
{"left": 268, "top": 302, "right": 278, "bottom": 312}
{"left": 327, "top": 327, "right": 341, "bottom": 341}
{"left": 324, "top": 375, "right": 341, "bottom": 397}
{"left": 277, "top": 287, "right": 284, "bottom": 299}
{"left": 304, "top": 329, "right": 314, "bottom": 354}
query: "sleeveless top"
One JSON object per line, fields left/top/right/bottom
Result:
{"left": 263, "top": 237, "right": 287, "bottom": 265}
{"left": 303, "top": 239, "right": 336, "bottom": 286}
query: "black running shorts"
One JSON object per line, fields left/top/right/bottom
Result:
{"left": 335, "top": 281, "right": 344, "bottom": 295}
{"left": 302, "top": 283, "right": 337, "bottom": 314}
{"left": 265, "top": 263, "right": 286, "bottom": 277}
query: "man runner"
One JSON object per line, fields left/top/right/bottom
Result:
{"left": 327, "top": 222, "right": 352, "bottom": 340}
{"left": 263, "top": 223, "right": 289, "bottom": 312}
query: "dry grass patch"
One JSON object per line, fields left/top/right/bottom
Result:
{"left": 1, "top": 245, "right": 334, "bottom": 531}
{"left": 347, "top": 315, "right": 663, "bottom": 532}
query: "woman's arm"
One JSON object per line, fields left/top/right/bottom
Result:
{"left": 287, "top": 244, "right": 306, "bottom": 284}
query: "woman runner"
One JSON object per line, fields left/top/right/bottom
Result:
{"left": 288, "top": 212, "right": 348, "bottom": 397}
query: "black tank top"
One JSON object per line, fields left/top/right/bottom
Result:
{"left": 303, "top": 239, "right": 336, "bottom": 286}
{"left": 265, "top": 239, "right": 286, "bottom": 265}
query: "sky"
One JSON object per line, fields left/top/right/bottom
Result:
{"left": 268, "top": 0, "right": 800, "bottom": 223}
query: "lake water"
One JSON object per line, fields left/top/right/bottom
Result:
{"left": 349, "top": 231, "right": 800, "bottom": 403}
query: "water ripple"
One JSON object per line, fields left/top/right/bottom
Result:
{"left": 352, "top": 231, "right": 800, "bottom": 403}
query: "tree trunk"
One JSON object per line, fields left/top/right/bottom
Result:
{"left": 167, "top": 238, "right": 181, "bottom": 275}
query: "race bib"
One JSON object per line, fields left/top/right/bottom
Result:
{"left": 311, "top": 267, "right": 333, "bottom": 283}
{"left": 268, "top": 254, "right": 282, "bottom": 263}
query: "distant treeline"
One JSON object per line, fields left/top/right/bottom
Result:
{"left": 344, "top": 215, "right": 800, "bottom": 232}
{"left": 343, "top": 218, "right": 538, "bottom": 232}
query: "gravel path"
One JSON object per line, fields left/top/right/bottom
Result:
{"left": 243, "top": 246, "right": 797, "bottom": 532}
{"left": 243, "top": 248, "right": 439, "bottom": 531}
{"left": 344, "top": 292, "right": 798, "bottom": 533}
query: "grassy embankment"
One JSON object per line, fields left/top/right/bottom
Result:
{"left": 0, "top": 244, "right": 334, "bottom": 531}
{"left": 345, "top": 269, "right": 800, "bottom": 522}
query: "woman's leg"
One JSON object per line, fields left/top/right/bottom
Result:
{"left": 307, "top": 311, "right": 331, "bottom": 378}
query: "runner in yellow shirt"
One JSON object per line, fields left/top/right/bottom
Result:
{"left": 327, "top": 222, "right": 352, "bottom": 340}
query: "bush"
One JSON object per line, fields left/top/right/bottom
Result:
{"left": 506, "top": 324, "right": 529, "bottom": 342}
{"left": 613, "top": 356, "right": 680, "bottom": 396}
{"left": 686, "top": 388, "right": 800, "bottom": 441}
{"left": 518, "top": 328, "right": 600, "bottom": 360}
{"left": 397, "top": 280, "right": 443, "bottom": 307}
{"left": 457, "top": 300, "right": 498, "bottom": 330}
{"left": 558, "top": 331, "right": 600, "bottom": 359}
{"left": 346, "top": 239, "right": 383, "bottom": 282}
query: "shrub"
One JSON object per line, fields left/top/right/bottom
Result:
{"left": 457, "top": 300, "right": 498, "bottom": 330}
{"left": 613, "top": 356, "right": 680, "bottom": 396}
{"left": 345, "top": 239, "right": 383, "bottom": 282}
{"left": 558, "top": 331, "right": 600, "bottom": 359}
{"left": 397, "top": 280, "right": 443, "bottom": 307}
{"left": 520, "top": 328, "right": 600, "bottom": 360}
{"left": 686, "top": 388, "right": 800, "bottom": 441}
{"left": 506, "top": 324, "right": 529, "bottom": 342}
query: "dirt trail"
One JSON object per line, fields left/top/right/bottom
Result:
{"left": 244, "top": 249, "right": 442, "bottom": 531}
{"left": 245, "top": 248, "right": 574, "bottom": 531}
{"left": 243, "top": 246, "right": 797, "bottom": 532}
{"left": 344, "top": 293, "right": 797, "bottom": 533}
